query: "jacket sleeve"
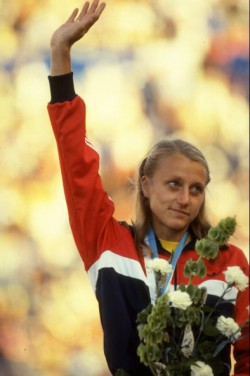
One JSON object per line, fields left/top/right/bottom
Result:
{"left": 47, "top": 95, "right": 123, "bottom": 271}
{"left": 232, "top": 248, "right": 249, "bottom": 376}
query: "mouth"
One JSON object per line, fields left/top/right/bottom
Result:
{"left": 170, "top": 208, "right": 190, "bottom": 217}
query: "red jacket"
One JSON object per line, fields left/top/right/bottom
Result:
{"left": 48, "top": 93, "right": 249, "bottom": 376}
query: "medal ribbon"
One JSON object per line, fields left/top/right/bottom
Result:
{"left": 147, "top": 227, "right": 188, "bottom": 295}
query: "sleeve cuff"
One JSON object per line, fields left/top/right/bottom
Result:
{"left": 48, "top": 72, "right": 77, "bottom": 103}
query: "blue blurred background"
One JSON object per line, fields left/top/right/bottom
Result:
{"left": 0, "top": 0, "right": 249, "bottom": 375}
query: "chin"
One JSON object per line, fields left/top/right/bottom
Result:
{"left": 168, "top": 221, "right": 189, "bottom": 232}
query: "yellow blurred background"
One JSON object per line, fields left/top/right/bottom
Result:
{"left": 0, "top": 0, "right": 249, "bottom": 375}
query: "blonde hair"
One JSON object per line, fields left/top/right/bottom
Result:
{"left": 133, "top": 139, "right": 211, "bottom": 252}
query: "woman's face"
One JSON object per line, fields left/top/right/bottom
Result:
{"left": 141, "top": 153, "right": 207, "bottom": 241}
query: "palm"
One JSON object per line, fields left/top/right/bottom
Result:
{"left": 51, "top": 0, "right": 106, "bottom": 48}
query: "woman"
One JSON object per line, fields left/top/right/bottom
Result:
{"left": 47, "top": 1, "right": 249, "bottom": 375}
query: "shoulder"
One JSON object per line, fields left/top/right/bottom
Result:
{"left": 204, "top": 242, "right": 249, "bottom": 277}
{"left": 222, "top": 242, "right": 249, "bottom": 270}
{"left": 222, "top": 242, "right": 248, "bottom": 259}
{"left": 118, "top": 221, "right": 135, "bottom": 237}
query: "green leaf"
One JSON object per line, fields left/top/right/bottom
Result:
{"left": 136, "top": 303, "right": 153, "bottom": 324}
{"left": 178, "top": 283, "right": 186, "bottom": 292}
{"left": 115, "top": 369, "right": 131, "bottom": 376}
{"left": 203, "top": 323, "right": 220, "bottom": 337}
{"left": 184, "top": 259, "right": 198, "bottom": 278}
{"left": 195, "top": 238, "right": 219, "bottom": 260}
{"left": 197, "top": 341, "right": 215, "bottom": 360}
{"left": 186, "top": 284, "right": 199, "bottom": 298}
{"left": 207, "top": 217, "right": 237, "bottom": 245}
{"left": 197, "top": 258, "right": 207, "bottom": 278}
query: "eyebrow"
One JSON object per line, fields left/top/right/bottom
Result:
{"left": 165, "top": 176, "right": 206, "bottom": 187}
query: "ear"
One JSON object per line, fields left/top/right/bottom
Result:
{"left": 141, "top": 176, "right": 151, "bottom": 198}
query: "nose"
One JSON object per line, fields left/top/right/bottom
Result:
{"left": 176, "top": 187, "right": 190, "bottom": 205}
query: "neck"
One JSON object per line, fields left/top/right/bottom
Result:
{"left": 151, "top": 218, "right": 190, "bottom": 242}
{"left": 153, "top": 227, "right": 189, "bottom": 242}
{"left": 147, "top": 227, "right": 189, "bottom": 260}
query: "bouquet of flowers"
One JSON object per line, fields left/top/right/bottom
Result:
{"left": 136, "top": 217, "right": 249, "bottom": 376}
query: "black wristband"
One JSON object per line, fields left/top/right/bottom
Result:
{"left": 48, "top": 72, "right": 77, "bottom": 103}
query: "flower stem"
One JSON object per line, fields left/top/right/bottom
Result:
{"left": 192, "top": 285, "right": 233, "bottom": 353}
{"left": 149, "top": 364, "right": 158, "bottom": 376}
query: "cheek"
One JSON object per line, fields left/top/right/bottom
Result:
{"left": 150, "top": 188, "right": 168, "bottom": 203}
{"left": 192, "top": 197, "right": 205, "bottom": 216}
{"left": 149, "top": 192, "right": 171, "bottom": 213}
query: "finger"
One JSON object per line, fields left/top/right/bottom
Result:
{"left": 96, "top": 2, "right": 106, "bottom": 17}
{"left": 78, "top": 1, "right": 105, "bottom": 26}
{"left": 87, "top": 3, "right": 106, "bottom": 27}
{"left": 77, "top": 2, "right": 90, "bottom": 19}
{"left": 88, "top": 0, "right": 100, "bottom": 13}
{"left": 65, "top": 8, "right": 79, "bottom": 23}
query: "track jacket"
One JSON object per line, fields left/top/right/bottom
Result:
{"left": 47, "top": 73, "right": 249, "bottom": 376}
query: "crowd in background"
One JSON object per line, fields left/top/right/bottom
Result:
{"left": 0, "top": 0, "right": 249, "bottom": 375}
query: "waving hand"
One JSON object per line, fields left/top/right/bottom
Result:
{"left": 50, "top": 0, "right": 106, "bottom": 75}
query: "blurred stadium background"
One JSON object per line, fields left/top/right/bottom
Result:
{"left": 0, "top": 0, "right": 249, "bottom": 375}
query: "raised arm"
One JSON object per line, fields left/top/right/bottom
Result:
{"left": 48, "top": 0, "right": 124, "bottom": 271}
{"left": 50, "top": 0, "right": 106, "bottom": 76}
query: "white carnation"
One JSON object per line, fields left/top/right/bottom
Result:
{"left": 168, "top": 290, "right": 192, "bottom": 310}
{"left": 147, "top": 258, "right": 172, "bottom": 275}
{"left": 191, "top": 361, "right": 214, "bottom": 376}
{"left": 216, "top": 315, "right": 241, "bottom": 341}
{"left": 224, "top": 266, "right": 248, "bottom": 291}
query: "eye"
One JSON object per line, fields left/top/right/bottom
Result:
{"left": 168, "top": 180, "right": 181, "bottom": 189}
{"left": 190, "top": 185, "right": 204, "bottom": 195}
